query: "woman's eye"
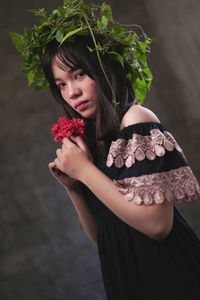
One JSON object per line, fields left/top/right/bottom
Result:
{"left": 57, "top": 83, "right": 65, "bottom": 89}
{"left": 75, "top": 71, "right": 84, "bottom": 79}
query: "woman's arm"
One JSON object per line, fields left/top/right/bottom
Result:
{"left": 49, "top": 162, "right": 98, "bottom": 246}
{"left": 78, "top": 162, "right": 173, "bottom": 241}
{"left": 66, "top": 184, "right": 98, "bottom": 246}
{"left": 54, "top": 120, "right": 174, "bottom": 241}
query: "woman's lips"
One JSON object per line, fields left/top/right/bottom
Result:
{"left": 75, "top": 100, "right": 89, "bottom": 111}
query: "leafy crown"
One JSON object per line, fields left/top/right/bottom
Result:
{"left": 8, "top": 0, "right": 153, "bottom": 104}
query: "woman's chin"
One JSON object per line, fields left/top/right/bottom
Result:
{"left": 79, "top": 109, "right": 97, "bottom": 119}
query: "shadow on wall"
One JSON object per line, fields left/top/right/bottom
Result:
{"left": 0, "top": 0, "right": 200, "bottom": 299}
{"left": 143, "top": 0, "right": 200, "bottom": 235}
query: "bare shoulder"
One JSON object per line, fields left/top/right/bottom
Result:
{"left": 121, "top": 105, "right": 160, "bottom": 129}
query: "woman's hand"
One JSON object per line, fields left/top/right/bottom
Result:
{"left": 48, "top": 161, "right": 79, "bottom": 190}
{"left": 53, "top": 136, "right": 93, "bottom": 181}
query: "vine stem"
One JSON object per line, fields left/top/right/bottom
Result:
{"left": 83, "top": 14, "right": 119, "bottom": 107}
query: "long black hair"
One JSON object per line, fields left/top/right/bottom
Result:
{"left": 42, "top": 35, "right": 135, "bottom": 149}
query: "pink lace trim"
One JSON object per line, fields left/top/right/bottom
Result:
{"left": 114, "top": 166, "right": 200, "bottom": 205}
{"left": 106, "top": 129, "right": 184, "bottom": 168}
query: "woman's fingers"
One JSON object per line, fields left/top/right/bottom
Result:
{"left": 70, "top": 136, "right": 93, "bottom": 162}
{"left": 70, "top": 136, "right": 87, "bottom": 151}
{"left": 54, "top": 157, "right": 60, "bottom": 167}
{"left": 49, "top": 160, "right": 64, "bottom": 179}
{"left": 49, "top": 161, "right": 59, "bottom": 176}
{"left": 62, "top": 136, "right": 87, "bottom": 152}
{"left": 56, "top": 148, "right": 62, "bottom": 158}
{"left": 53, "top": 136, "right": 91, "bottom": 179}
{"left": 49, "top": 161, "right": 56, "bottom": 170}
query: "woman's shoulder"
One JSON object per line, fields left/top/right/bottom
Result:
{"left": 121, "top": 104, "right": 160, "bottom": 129}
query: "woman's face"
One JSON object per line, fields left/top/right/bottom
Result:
{"left": 52, "top": 56, "right": 98, "bottom": 119}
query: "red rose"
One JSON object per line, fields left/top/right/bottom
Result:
{"left": 51, "top": 117, "right": 85, "bottom": 142}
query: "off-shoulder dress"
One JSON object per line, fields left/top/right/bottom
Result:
{"left": 85, "top": 122, "right": 200, "bottom": 300}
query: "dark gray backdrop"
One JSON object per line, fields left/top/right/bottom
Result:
{"left": 1, "top": 0, "right": 200, "bottom": 299}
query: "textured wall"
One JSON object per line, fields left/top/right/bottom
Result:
{"left": 1, "top": 0, "right": 200, "bottom": 299}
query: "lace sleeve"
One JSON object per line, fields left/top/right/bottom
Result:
{"left": 106, "top": 122, "right": 200, "bottom": 206}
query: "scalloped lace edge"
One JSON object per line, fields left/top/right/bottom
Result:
{"left": 114, "top": 166, "right": 200, "bottom": 205}
{"left": 106, "top": 129, "right": 185, "bottom": 168}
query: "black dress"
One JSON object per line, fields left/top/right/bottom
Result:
{"left": 85, "top": 122, "right": 200, "bottom": 300}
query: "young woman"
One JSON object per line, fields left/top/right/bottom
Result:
{"left": 42, "top": 36, "right": 200, "bottom": 299}
{"left": 10, "top": 1, "right": 200, "bottom": 298}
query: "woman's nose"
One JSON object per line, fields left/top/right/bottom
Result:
{"left": 68, "top": 82, "right": 82, "bottom": 99}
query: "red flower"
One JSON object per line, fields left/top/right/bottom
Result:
{"left": 51, "top": 117, "right": 85, "bottom": 142}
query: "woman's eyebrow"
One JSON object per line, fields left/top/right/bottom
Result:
{"left": 54, "top": 67, "right": 82, "bottom": 82}
{"left": 54, "top": 78, "right": 63, "bottom": 82}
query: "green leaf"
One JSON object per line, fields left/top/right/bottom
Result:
{"left": 133, "top": 77, "right": 147, "bottom": 104}
{"left": 64, "top": 7, "right": 73, "bottom": 18}
{"left": 97, "top": 17, "right": 109, "bottom": 30}
{"left": 8, "top": 31, "right": 26, "bottom": 54}
{"left": 143, "top": 67, "right": 153, "bottom": 80}
{"left": 101, "top": 2, "right": 113, "bottom": 22}
{"left": 87, "top": 46, "right": 95, "bottom": 52}
{"left": 97, "top": 20, "right": 103, "bottom": 30}
{"left": 23, "top": 28, "right": 30, "bottom": 40}
{"left": 145, "top": 38, "right": 152, "bottom": 44}
{"left": 55, "top": 29, "right": 64, "bottom": 43}
{"left": 102, "top": 15, "right": 108, "bottom": 28}
{"left": 57, "top": 7, "right": 66, "bottom": 17}
{"left": 147, "top": 80, "right": 152, "bottom": 90}
{"left": 138, "top": 42, "right": 147, "bottom": 54}
{"left": 29, "top": 8, "right": 46, "bottom": 17}
{"left": 96, "top": 42, "right": 103, "bottom": 51}
{"left": 123, "top": 33, "right": 135, "bottom": 44}
{"left": 39, "top": 18, "right": 47, "bottom": 26}
{"left": 110, "top": 26, "right": 126, "bottom": 38}
{"left": 27, "top": 70, "right": 36, "bottom": 86}
{"left": 135, "top": 49, "right": 146, "bottom": 66}
{"left": 51, "top": 9, "right": 59, "bottom": 18}
{"left": 108, "top": 51, "right": 124, "bottom": 67}
{"left": 63, "top": 0, "right": 76, "bottom": 8}
{"left": 42, "top": 46, "right": 46, "bottom": 55}
{"left": 34, "top": 80, "right": 49, "bottom": 92}
{"left": 60, "top": 27, "right": 84, "bottom": 44}
{"left": 110, "top": 25, "right": 124, "bottom": 35}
